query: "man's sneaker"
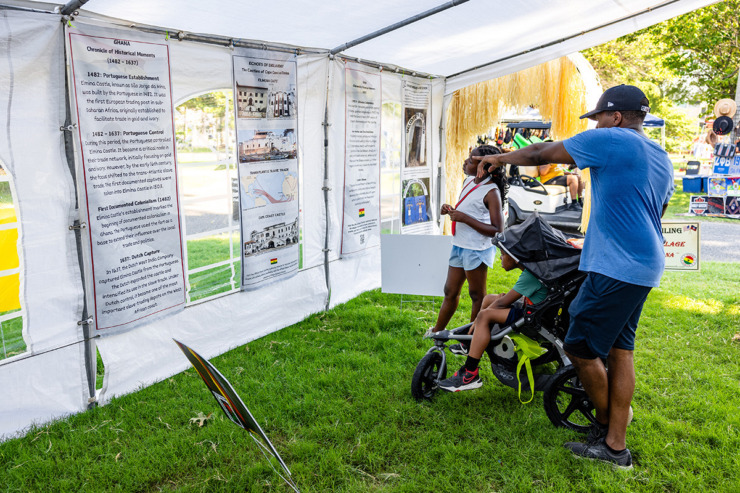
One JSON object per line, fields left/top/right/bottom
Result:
{"left": 438, "top": 367, "right": 482, "bottom": 392}
{"left": 587, "top": 406, "right": 633, "bottom": 443}
{"left": 567, "top": 201, "right": 583, "bottom": 212}
{"left": 586, "top": 421, "right": 608, "bottom": 444}
{"left": 423, "top": 327, "right": 435, "bottom": 339}
{"left": 564, "top": 438, "right": 633, "bottom": 470}
{"left": 449, "top": 343, "right": 469, "bottom": 355}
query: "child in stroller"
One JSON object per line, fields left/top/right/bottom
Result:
{"left": 412, "top": 213, "right": 594, "bottom": 431}
{"left": 438, "top": 245, "right": 549, "bottom": 392}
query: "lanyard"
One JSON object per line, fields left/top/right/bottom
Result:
{"left": 452, "top": 178, "right": 489, "bottom": 235}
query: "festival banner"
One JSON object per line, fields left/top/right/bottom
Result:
{"left": 174, "top": 340, "right": 299, "bottom": 492}
{"left": 662, "top": 222, "right": 700, "bottom": 271}
{"left": 400, "top": 78, "right": 434, "bottom": 235}
{"left": 341, "top": 64, "right": 381, "bottom": 255}
{"left": 68, "top": 25, "right": 185, "bottom": 332}
{"left": 233, "top": 50, "right": 299, "bottom": 290}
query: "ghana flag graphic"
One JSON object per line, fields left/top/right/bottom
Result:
{"left": 682, "top": 254, "right": 696, "bottom": 266}
{"left": 270, "top": 258, "right": 278, "bottom": 265}
{"left": 174, "top": 340, "right": 300, "bottom": 492}
{"left": 359, "top": 208, "right": 365, "bottom": 217}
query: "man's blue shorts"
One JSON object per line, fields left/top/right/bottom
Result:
{"left": 564, "top": 272, "right": 652, "bottom": 360}
{"left": 449, "top": 245, "right": 495, "bottom": 271}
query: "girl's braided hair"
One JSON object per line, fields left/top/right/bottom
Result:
{"left": 475, "top": 145, "right": 508, "bottom": 205}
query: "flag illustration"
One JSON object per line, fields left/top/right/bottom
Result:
{"left": 359, "top": 208, "right": 365, "bottom": 217}
{"left": 271, "top": 258, "right": 278, "bottom": 265}
{"left": 174, "top": 339, "right": 300, "bottom": 492}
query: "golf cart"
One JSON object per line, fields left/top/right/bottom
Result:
{"left": 504, "top": 121, "right": 582, "bottom": 232}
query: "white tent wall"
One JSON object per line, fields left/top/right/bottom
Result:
{"left": 0, "top": 10, "right": 88, "bottom": 438}
{"left": 94, "top": 39, "right": 332, "bottom": 404}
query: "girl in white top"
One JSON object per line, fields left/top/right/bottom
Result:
{"left": 427, "top": 145, "right": 508, "bottom": 335}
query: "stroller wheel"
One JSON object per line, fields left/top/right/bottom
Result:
{"left": 543, "top": 365, "right": 597, "bottom": 432}
{"left": 411, "top": 351, "right": 447, "bottom": 401}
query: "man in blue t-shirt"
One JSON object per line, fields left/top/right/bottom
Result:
{"left": 475, "top": 85, "right": 674, "bottom": 469}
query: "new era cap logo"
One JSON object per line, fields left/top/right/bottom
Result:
{"left": 607, "top": 102, "right": 614, "bottom": 107}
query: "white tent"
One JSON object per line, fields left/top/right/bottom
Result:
{"left": 0, "top": 0, "right": 719, "bottom": 439}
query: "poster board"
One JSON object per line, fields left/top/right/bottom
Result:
{"left": 67, "top": 24, "right": 186, "bottom": 333}
{"left": 662, "top": 221, "right": 700, "bottom": 271}
{"left": 340, "top": 63, "right": 381, "bottom": 255}
{"left": 232, "top": 50, "right": 300, "bottom": 290}
{"left": 400, "top": 78, "right": 434, "bottom": 235}
{"left": 380, "top": 234, "right": 452, "bottom": 296}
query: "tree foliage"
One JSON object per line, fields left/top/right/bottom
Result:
{"left": 650, "top": 0, "right": 740, "bottom": 105}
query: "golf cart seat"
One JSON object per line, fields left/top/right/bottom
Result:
{"left": 510, "top": 165, "right": 568, "bottom": 197}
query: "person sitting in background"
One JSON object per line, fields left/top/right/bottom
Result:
{"left": 538, "top": 163, "right": 583, "bottom": 210}
{"left": 438, "top": 249, "right": 548, "bottom": 391}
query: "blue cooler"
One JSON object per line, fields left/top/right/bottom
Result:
{"left": 682, "top": 176, "right": 703, "bottom": 193}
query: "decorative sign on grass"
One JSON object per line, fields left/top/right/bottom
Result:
{"left": 174, "top": 339, "right": 299, "bottom": 492}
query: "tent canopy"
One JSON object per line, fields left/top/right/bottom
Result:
{"left": 643, "top": 113, "right": 666, "bottom": 128}
{"left": 25, "top": 0, "right": 719, "bottom": 92}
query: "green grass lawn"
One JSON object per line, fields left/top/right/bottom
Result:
{"left": 2, "top": 262, "right": 738, "bottom": 492}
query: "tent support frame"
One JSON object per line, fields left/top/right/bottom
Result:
{"left": 59, "top": 25, "right": 98, "bottom": 409}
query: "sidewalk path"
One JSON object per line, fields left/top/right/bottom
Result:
{"left": 699, "top": 221, "right": 740, "bottom": 263}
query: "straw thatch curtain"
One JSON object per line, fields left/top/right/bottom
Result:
{"left": 443, "top": 56, "right": 591, "bottom": 234}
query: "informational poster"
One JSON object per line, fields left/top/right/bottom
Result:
{"left": 68, "top": 27, "right": 185, "bottom": 332}
{"left": 400, "top": 78, "right": 434, "bottom": 234}
{"left": 341, "top": 64, "right": 381, "bottom": 255}
{"left": 233, "top": 51, "right": 299, "bottom": 290}
{"left": 662, "top": 222, "right": 700, "bottom": 271}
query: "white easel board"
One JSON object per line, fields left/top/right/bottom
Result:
{"left": 380, "top": 234, "right": 453, "bottom": 296}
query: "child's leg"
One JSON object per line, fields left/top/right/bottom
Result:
{"left": 468, "top": 307, "right": 512, "bottom": 360}
{"left": 464, "top": 263, "right": 489, "bottom": 322}
{"left": 432, "top": 266, "right": 467, "bottom": 332}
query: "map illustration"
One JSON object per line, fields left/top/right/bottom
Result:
{"left": 240, "top": 171, "right": 298, "bottom": 210}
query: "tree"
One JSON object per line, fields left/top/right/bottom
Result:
{"left": 648, "top": 0, "right": 740, "bottom": 105}
{"left": 581, "top": 32, "right": 698, "bottom": 152}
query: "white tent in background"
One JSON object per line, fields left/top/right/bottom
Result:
{"left": 0, "top": 0, "right": 720, "bottom": 439}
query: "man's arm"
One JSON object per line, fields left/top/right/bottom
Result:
{"left": 474, "top": 141, "right": 575, "bottom": 178}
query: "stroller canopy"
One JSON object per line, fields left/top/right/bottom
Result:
{"left": 494, "top": 212, "right": 582, "bottom": 282}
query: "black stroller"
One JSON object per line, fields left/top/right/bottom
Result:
{"left": 411, "top": 213, "right": 595, "bottom": 432}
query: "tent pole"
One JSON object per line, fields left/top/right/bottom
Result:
{"left": 60, "top": 24, "right": 98, "bottom": 409}
{"left": 321, "top": 57, "right": 335, "bottom": 311}
{"left": 330, "top": 0, "right": 469, "bottom": 55}
{"left": 60, "top": 0, "right": 90, "bottom": 16}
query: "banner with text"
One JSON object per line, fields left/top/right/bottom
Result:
{"left": 68, "top": 25, "right": 186, "bottom": 333}
{"left": 341, "top": 64, "right": 381, "bottom": 255}
{"left": 233, "top": 50, "right": 299, "bottom": 290}
{"left": 662, "top": 221, "right": 700, "bottom": 271}
{"left": 401, "top": 79, "right": 434, "bottom": 235}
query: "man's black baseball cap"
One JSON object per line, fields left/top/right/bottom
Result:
{"left": 579, "top": 84, "right": 651, "bottom": 120}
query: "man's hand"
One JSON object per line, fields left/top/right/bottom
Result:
{"left": 473, "top": 154, "right": 503, "bottom": 178}
{"left": 440, "top": 204, "right": 453, "bottom": 215}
